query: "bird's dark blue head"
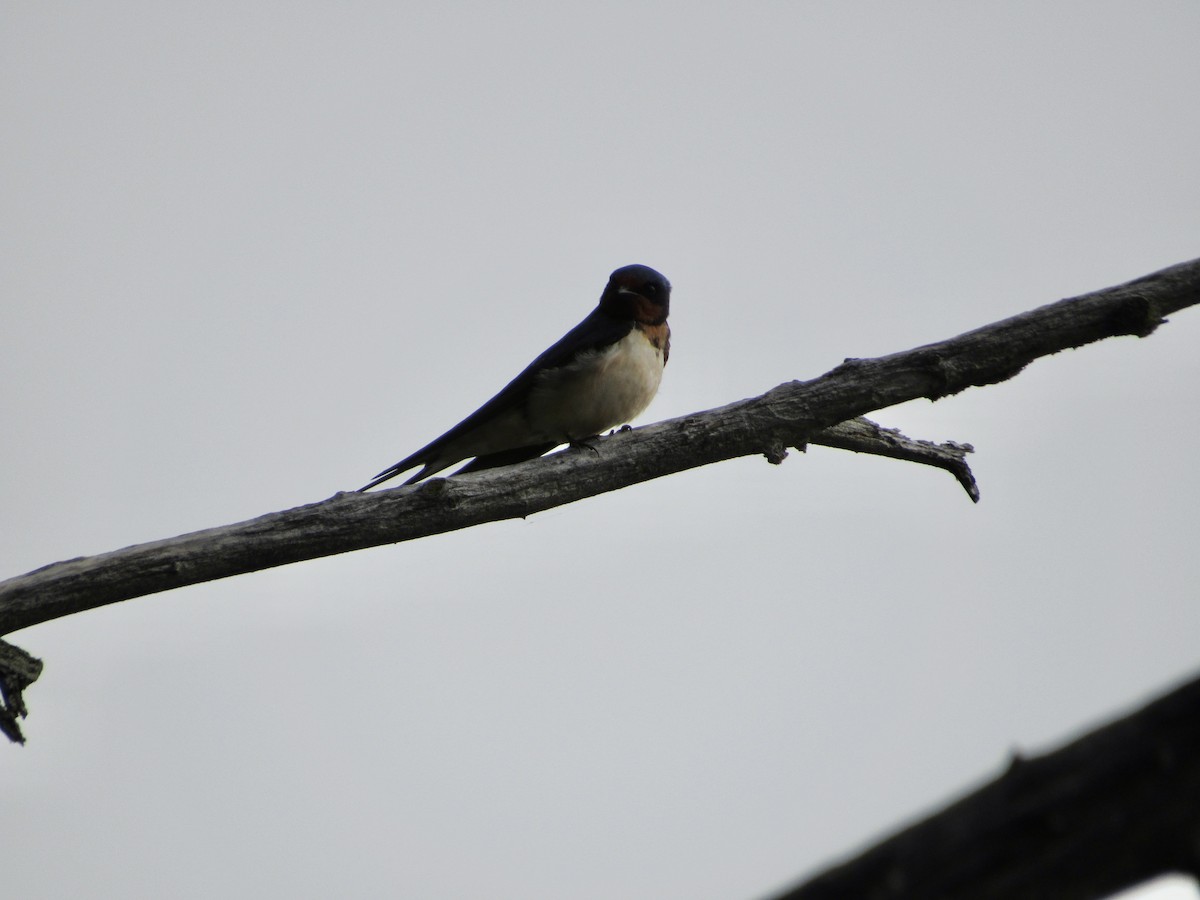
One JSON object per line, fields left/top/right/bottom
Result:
{"left": 600, "top": 264, "right": 671, "bottom": 324}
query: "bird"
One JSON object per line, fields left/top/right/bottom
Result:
{"left": 359, "top": 263, "right": 671, "bottom": 491}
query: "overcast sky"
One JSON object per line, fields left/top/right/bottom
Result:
{"left": 3, "top": 3, "right": 1199, "bottom": 899}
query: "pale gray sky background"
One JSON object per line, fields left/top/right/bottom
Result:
{"left": 3, "top": 3, "right": 1199, "bottom": 899}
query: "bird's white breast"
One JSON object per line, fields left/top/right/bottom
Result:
{"left": 526, "top": 327, "right": 665, "bottom": 442}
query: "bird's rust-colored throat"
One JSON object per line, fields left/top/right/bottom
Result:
{"left": 639, "top": 321, "right": 670, "bottom": 358}
{"left": 631, "top": 295, "right": 669, "bottom": 326}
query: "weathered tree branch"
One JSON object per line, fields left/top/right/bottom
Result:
{"left": 0, "top": 418, "right": 974, "bottom": 643}
{"left": 808, "top": 417, "right": 978, "bottom": 502}
{"left": 0, "top": 256, "right": 1197, "bottom": 739}
{"left": 767, "top": 669, "right": 1200, "bottom": 900}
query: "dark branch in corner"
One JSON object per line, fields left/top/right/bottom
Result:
{"left": 766, "top": 669, "right": 1200, "bottom": 900}
{"left": 0, "top": 255, "right": 1197, "bottom": 740}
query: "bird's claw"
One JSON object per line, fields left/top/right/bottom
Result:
{"left": 570, "top": 435, "right": 603, "bottom": 457}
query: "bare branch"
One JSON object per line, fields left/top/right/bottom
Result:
{"left": 0, "top": 419, "right": 974, "bottom": 642}
{"left": 0, "top": 257, "right": 1196, "bottom": 642}
{"left": 813, "top": 417, "right": 978, "bottom": 502}
{"left": 767, "top": 670, "right": 1200, "bottom": 900}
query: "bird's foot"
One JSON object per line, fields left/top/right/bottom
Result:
{"left": 569, "top": 435, "right": 603, "bottom": 457}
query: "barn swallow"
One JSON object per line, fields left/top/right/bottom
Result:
{"left": 359, "top": 264, "right": 671, "bottom": 491}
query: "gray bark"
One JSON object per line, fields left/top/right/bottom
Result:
{"left": 1, "top": 255, "right": 1198, "bottom": 744}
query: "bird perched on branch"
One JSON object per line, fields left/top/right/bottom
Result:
{"left": 359, "top": 264, "right": 671, "bottom": 491}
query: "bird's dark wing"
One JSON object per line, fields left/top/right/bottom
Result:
{"left": 452, "top": 442, "right": 561, "bottom": 476}
{"left": 359, "top": 307, "right": 633, "bottom": 490}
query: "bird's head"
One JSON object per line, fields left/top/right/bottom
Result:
{"left": 601, "top": 264, "right": 671, "bottom": 325}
